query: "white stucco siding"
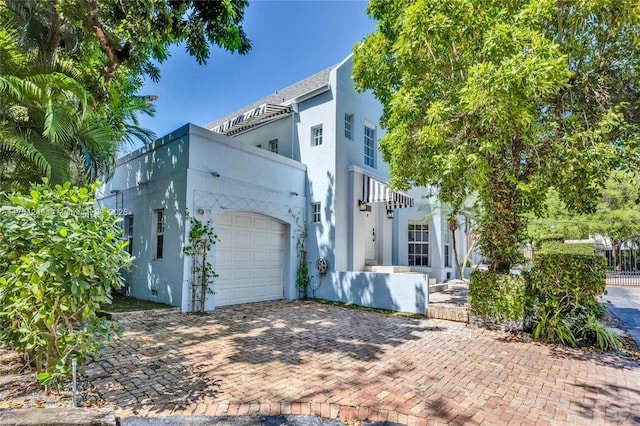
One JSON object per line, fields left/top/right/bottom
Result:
{"left": 296, "top": 89, "right": 337, "bottom": 275}
{"left": 99, "top": 129, "right": 190, "bottom": 306}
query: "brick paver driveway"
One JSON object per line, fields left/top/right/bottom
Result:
{"left": 86, "top": 300, "right": 640, "bottom": 425}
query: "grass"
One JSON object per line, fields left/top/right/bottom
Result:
{"left": 311, "top": 298, "right": 424, "bottom": 319}
{"left": 101, "top": 293, "right": 173, "bottom": 313}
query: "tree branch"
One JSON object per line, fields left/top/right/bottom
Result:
{"left": 84, "top": 0, "right": 119, "bottom": 85}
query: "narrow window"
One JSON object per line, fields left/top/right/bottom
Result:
{"left": 311, "top": 202, "right": 321, "bottom": 223}
{"left": 125, "top": 214, "right": 134, "bottom": 255}
{"left": 364, "top": 125, "right": 376, "bottom": 167}
{"left": 344, "top": 113, "right": 353, "bottom": 140}
{"left": 311, "top": 125, "right": 323, "bottom": 146}
{"left": 269, "top": 139, "right": 278, "bottom": 153}
{"left": 154, "top": 209, "right": 165, "bottom": 260}
{"left": 408, "top": 223, "right": 429, "bottom": 266}
{"left": 444, "top": 228, "right": 451, "bottom": 267}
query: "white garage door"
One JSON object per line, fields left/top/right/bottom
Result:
{"left": 215, "top": 212, "right": 286, "bottom": 306}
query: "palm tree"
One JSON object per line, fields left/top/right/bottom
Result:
{"left": 0, "top": 2, "right": 155, "bottom": 191}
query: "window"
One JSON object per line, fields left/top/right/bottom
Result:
{"left": 364, "top": 125, "right": 376, "bottom": 167}
{"left": 344, "top": 113, "right": 353, "bottom": 140}
{"left": 311, "top": 125, "right": 323, "bottom": 146}
{"left": 311, "top": 202, "right": 321, "bottom": 223}
{"left": 444, "top": 229, "right": 451, "bottom": 267}
{"left": 408, "top": 223, "right": 429, "bottom": 266}
{"left": 269, "top": 139, "right": 278, "bottom": 153}
{"left": 154, "top": 209, "right": 165, "bottom": 260}
{"left": 124, "top": 214, "right": 134, "bottom": 255}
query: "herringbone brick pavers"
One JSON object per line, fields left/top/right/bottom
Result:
{"left": 84, "top": 300, "right": 640, "bottom": 425}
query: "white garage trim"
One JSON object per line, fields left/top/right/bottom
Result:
{"left": 215, "top": 212, "right": 286, "bottom": 306}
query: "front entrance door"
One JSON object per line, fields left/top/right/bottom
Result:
{"left": 364, "top": 209, "right": 376, "bottom": 264}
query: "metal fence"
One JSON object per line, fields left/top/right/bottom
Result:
{"left": 597, "top": 236, "right": 640, "bottom": 286}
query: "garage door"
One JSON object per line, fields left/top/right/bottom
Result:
{"left": 215, "top": 212, "right": 286, "bottom": 306}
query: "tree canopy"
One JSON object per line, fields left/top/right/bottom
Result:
{"left": 353, "top": 0, "right": 640, "bottom": 272}
{"left": 0, "top": 0, "right": 251, "bottom": 189}
{"left": 529, "top": 171, "right": 640, "bottom": 242}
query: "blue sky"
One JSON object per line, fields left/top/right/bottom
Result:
{"left": 134, "top": 0, "right": 376, "bottom": 148}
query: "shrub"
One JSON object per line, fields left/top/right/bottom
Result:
{"left": 469, "top": 270, "right": 526, "bottom": 325}
{"left": 525, "top": 252, "right": 606, "bottom": 314}
{"left": 0, "top": 181, "right": 131, "bottom": 389}
{"left": 538, "top": 241, "right": 595, "bottom": 256}
{"left": 523, "top": 251, "right": 619, "bottom": 349}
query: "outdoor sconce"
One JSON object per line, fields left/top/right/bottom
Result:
{"left": 211, "top": 171, "right": 221, "bottom": 177}
{"left": 386, "top": 209, "right": 394, "bottom": 219}
{"left": 358, "top": 200, "right": 368, "bottom": 212}
{"left": 197, "top": 208, "right": 205, "bottom": 215}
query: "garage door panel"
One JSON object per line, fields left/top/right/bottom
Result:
{"left": 253, "top": 217, "right": 269, "bottom": 229}
{"left": 216, "top": 212, "right": 285, "bottom": 307}
{"left": 234, "top": 215, "right": 252, "bottom": 228}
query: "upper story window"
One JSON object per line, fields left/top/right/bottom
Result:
{"left": 311, "top": 125, "right": 323, "bottom": 146}
{"left": 269, "top": 139, "right": 278, "bottom": 153}
{"left": 311, "top": 202, "right": 321, "bottom": 223}
{"left": 344, "top": 113, "right": 353, "bottom": 140}
{"left": 154, "top": 209, "right": 165, "bottom": 260}
{"left": 408, "top": 222, "right": 429, "bottom": 266}
{"left": 364, "top": 125, "right": 376, "bottom": 167}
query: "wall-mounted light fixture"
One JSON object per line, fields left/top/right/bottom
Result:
{"left": 386, "top": 209, "right": 394, "bottom": 219}
{"left": 211, "top": 171, "right": 221, "bottom": 177}
{"left": 137, "top": 181, "right": 147, "bottom": 186}
{"left": 197, "top": 208, "right": 205, "bottom": 215}
{"left": 290, "top": 191, "right": 299, "bottom": 196}
{"left": 110, "top": 189, "right": 121, "bottom": 195}
{"left": 358, "top": 200, "right": 368, "bottom": 212}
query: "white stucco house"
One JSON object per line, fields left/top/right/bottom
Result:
{"left": 98, "top": 54, "right": 476, "bottom": 314}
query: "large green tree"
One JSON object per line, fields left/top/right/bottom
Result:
{"left": 353, "top": 0, "right": 640, "bottom": 272}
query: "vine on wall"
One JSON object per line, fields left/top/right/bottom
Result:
{"left": 289, "top": 208, "right": 309, "bottom": 298}
{"left": 183, "top": 210, "right": 219, "bottom": 312}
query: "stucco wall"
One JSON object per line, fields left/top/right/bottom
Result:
{"left": 185, "top": 125, "right": 307, "bottom": 311}
{"left": 312, "top": 271, "right": 429, "bottom": 315}
{"left": 99, "top": 127, "right": 190, "bottom": 306}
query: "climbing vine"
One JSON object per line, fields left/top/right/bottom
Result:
{"left": 289, "top": 208, "right": 309, "bottom": 298}
{"left": 183, "top": 210, "right": 219, "bottom": 312}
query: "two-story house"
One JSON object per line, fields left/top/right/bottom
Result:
{"left": 99, "top": 54, "right": 473, "bottom": 314}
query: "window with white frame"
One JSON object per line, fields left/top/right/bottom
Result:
{"left": 364, "top": 125, "right": 376, "bottom": 167}
{"left": 124, "top": 214, "right": 134, "bottom": 256}
{"left": 344, "top": 113, "right": 353, "bottom": 140}
{"left": 311, "top": 125, "right": 323, "bottom": 146}
{"left": 444, "top": 228, "right": 451, "bottom": 267}
{"left": 269, "top": 139, "right": 278, "bottom": 153}
{"left": 311, "top": 202, "right": 321, "bottom": 223}
{"left": 153, "top": 209, "right": 165, "bottom": 260}
{"left": 408, "top": 222, "right": 429, "bottom": 266}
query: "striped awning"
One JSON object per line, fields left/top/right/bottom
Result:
{"left": 211, "top": 103, "right": 292, "bottom": 135}
{"left": 362, "top": 175, "right": 414, "bottom": 210}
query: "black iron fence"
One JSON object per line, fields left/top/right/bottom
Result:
{"left": 596, "top": 236, "right": 640, "bottom": 286}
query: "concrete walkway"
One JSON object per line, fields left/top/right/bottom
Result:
{"left": 85, "top": 300, "right": 640, "bottom": 425}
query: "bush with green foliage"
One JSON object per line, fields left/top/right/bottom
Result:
{"left": 0, "top": 180, "right": 131, "bottom": 389}
{"left": 538, "top": 241, "right": 595, "bottom": 256}
{"left": 524, "top": 251, "right": 620, "bottom": 350}
{"left": 469, "top": 271, "right": 526, "bottom": 324}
